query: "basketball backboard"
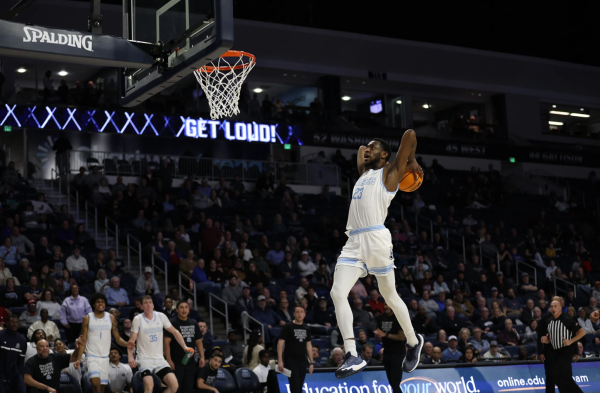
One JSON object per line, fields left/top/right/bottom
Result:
{"left": 119, "top": 0, "right": 234, "bottom": 107}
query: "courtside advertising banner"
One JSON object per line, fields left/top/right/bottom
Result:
{"left": 277, "top": 361, "right": 600, "bottom": 393}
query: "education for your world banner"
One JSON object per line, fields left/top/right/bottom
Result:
{"left": 277, "top": 361, "right": 600, "bottom": 393}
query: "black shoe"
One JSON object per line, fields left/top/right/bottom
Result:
{"left": 402, "top": 334, "right": 423, "bottom": 373}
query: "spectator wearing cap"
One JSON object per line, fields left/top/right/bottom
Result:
{"left": 224, "top": 330, "right": 245, "bottom": 365}
{"left": 135, "top": 266, "right": 161, "bottom": 298}
{"left": 252, "top": 295, "right": 284, "bottom": 340}
{"left": 486, "top": 287, "right": 503, "bottom": 310}
{"left": 483, "top": 341, "right": 504, "bottom": 361}
{"left": 441, "top": 335, "right": 462, "bottom": 361}
{"left": 297, "top": 251, "right": 316, "bottom": 278}
{"left": 105, "top": 276, "right": 129, "bottom": 307}
{"left": 65, "top": 246, "right": 93, "bottom": 282}
{"left": 20, "top": 299, "right": 41, "bottom": 329}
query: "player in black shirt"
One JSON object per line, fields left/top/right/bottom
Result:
{"left": 196, "top": 354, "right": 223, "bottom": 393}
{"left": 164, "top": 300, "right": 205, "bottom": 393}
{"left": 24, "top": 338, "right": 80, "bottom": 393}
{"left": 540, "top": 300, "right": 585, "bottom": 393}
{"left": 374, "top": 303, "right": 406, "bottom": 393}
{"left": 277, "top": 306, "right": 314, "bottom": 393}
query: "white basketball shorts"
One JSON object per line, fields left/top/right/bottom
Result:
{"left": 86, "top": 356, "right": 109, "bottom": 385}
{"left": 138, "top": 357, "right": 171, "bottom": 374}
{"left": 336, "top": 225, "right": 394, "bottom": 277}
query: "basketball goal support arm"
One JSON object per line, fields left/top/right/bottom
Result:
{"left": 0, "top": 19, "right": 154, "bottom": 68}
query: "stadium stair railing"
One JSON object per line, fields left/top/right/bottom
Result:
{"left": 480, "top": 242, "right": 500, "bottom": 273}
{"left": 126, "top": 233, "right": 143, "bottom": 277}
{"left": 515, "top": 260, "right": 538, "bottom": 287}
{"left": 553, "top": 275, "right": 578, "bottom": 298}
{"left": 178, "top": 271, "right": 197, "bottom": 312}
{"left": 241, "top": 311, "right": 264, "bottom": 343}
{"left": 210, "top": 293, "right": 230, "bottom": 338}
{"left": 447, "top": 232, "right": 466, "bottom": 263}
{"left": 151, "top": 253, "right": 169, "bottom": 296}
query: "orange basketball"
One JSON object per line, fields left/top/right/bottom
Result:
{"left": 399, "top": 170, "right": 423, "bottom": 192}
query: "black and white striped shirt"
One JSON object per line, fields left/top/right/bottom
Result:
{"left": 546, "top": 313, "right": 580, "bottom": 350}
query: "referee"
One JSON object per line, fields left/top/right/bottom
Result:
{"left": 540, "top": 300, "right": 585, "bottom": 393}
{"left": 277, "top": 306, "right": 314, "bottom": 393}
{"left": 537, "top": 296, "right": 563, "bottom": 393}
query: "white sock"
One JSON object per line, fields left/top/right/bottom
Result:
{"left": 344, "top": 339, "right": 358, "bottom": 357}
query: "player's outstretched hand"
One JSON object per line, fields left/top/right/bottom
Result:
{"left": 129, "top": 358, "right": 137, "bottom": 369}
{"left": 73, "top": 360, "right": 80, "bottom": 370}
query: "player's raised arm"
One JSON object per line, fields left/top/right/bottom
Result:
{"left": 110, "top": 314, "right": 129, "bottom": 348}
{"left": 383, "top": 129, "right": 422, "bottom": 190}
{"left": 357, "top": 145, "right": 367, "bottom": 176}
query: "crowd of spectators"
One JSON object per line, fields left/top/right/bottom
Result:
{"left": 2, "top": 147, "right": 600, "bottom": 391}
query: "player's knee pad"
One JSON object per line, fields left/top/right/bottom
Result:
{"left": 140, "top": 370, "right": 153, "bottom": 378}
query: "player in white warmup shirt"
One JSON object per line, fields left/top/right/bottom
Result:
{"left": 75, "top": 293, "right": 130, "bottom": 393}
{"left": 127, "top": 295, "right": 191, "bottom": 393}
{"left": 331, "top": 130, "right": 425, "bottom": 379}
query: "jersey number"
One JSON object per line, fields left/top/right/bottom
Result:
{"left": 150, "top": 334, "right": 158, "bottom": 342}
{"left": 352, "top": 187, "right": 364, "bottom": 200}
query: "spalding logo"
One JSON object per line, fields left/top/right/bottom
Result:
{"left": 23, "top": 26, "right": 93, "bottom": 52}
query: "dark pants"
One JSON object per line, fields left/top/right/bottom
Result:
{"left": 543, "top": 349, "right": 555, "bottom": 393}
{"left": 66, "top": 322, "right": 83, "bottom": 343}
{"left": 548, "top": 348, "right": 584, "bottom": 393}
{"left": 383, "top": 351, "right": 405, "bottom": 393}
{"left": 285, "top": 358, "right": 309, "bottom": 393}
{"left": 0, "top": 376, "right": 26, "bottom": 393}
{"left": 174, "top": 364, "right": 196, "bottom": 393}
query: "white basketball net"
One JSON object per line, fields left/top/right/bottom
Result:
{"left": 194, "top": 51, "right": 256, "bottom": 120}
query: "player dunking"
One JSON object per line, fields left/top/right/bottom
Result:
{"left": 127, "top": 295, "right": 191, "bottom": 393}
{"left": 332, "top": 130, "right": 424, "bottom": 378}
{"left": 75, "top": 293, "right": 130, "bottom": 393}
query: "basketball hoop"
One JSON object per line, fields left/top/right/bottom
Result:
{"left": 194, "top": 50, "right": 256, "bottom": 120}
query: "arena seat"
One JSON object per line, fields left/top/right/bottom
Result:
{"left": 311, "top": 338, "right": 331, "bottom": 352}
{"left": 213, "top": 368, "right": 237, "bottom": 393}
{"left": 504, "top": 346, "right": 519, "bottom": 357}
{"left": 9, "top": 307, "right": 26, "bottom": 315}
{"left": 82, "top": 375, "right": 112, "bottom": 393}
{"left": 60, "top": 372, "right": 83, "bottom": 393}
{"left": 213, "top": 340, "right": 228, "bottom": 348}
{"left": 235, "top": 368, "right": 261, "bottom": 393}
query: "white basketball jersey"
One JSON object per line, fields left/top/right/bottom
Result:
{"left": 86, "top": 312, "right": 112, "bottom": 358}
{"left": 346, "top": 167, "right": 397, "bottom": 231}
{"left": 131, "top": 311, "right": 172, "bottom": 360}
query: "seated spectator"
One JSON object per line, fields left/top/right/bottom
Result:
{"left": 66, "top": 246, "right": 93, "bottom": 282}
{"left": 280, "top": 251, "right": 299, "bottom": 278}
{"left": 107, "top": 347, "right": 133, "bottom": 393}
{"left": 236, "top": 287, "right": 255, "bottom": 314}
{"left": 57, "top": 220, "right": 76, "bottom": 248}
{"left": 584, "top": 298, "right": 599, "bottom": 317}
{"left": 418, "top": 290, "right": 439, "bottom": 319}
{"left": 190, "top": 259, "right": 220, "bottom": 293}
{"left": 420, "top": 342, "right": 433, "bottom": 363}
{"left": 518, "top": 273, "right": 538, "bottom": 295}
{"left": 17, "top": 258, "right": 34, "bottom": 286}
{"left": 10, "top": 227, "right": 34, "bottom": 257}
{"left": 204, "top": 259, "right": 225, "bottom": 285}
{"left": 48, "top": 246, "right": 65, "bottom": 274}
{"left": 252, "top": 295, "right": 284, "bottom": 332}
{"left": 458, "top": 345, "right": 478, "bottom": 364}
{"left": 503, "top": 288, "right": 523, "bottom": 317}
{"left": 361, "top": 343, "right": 380, "bottom": 366}
{"left": 135, "top": 266, "right": 160, "bottom": 298}
{"left": 242, "top": 330, "right": 264, "bottom": 369}
{"left": 412, "top": 305, "right": 438, "bottom": 335}
{"left": 105, "top": 277, "right": 130, "bottom": 307}
{"left": 37, "top": 265, "right": 56, "bottom": 293}
{"left": 423, "top": 346, "right": 445, "bottom": 364}
{"left": 27, "top": 309, "right": 59, "bottom": 341}
{"left": 1, "top": 277, "right": 23, "bottom": 308}
{"left": 352, "top": 299, "right": 376, "bottom": 331}
{"left": 522, "top": 320, "right": 538, "bottom": 345}
{"left": 433, "top": 273, "right": 450, "bottom": 295}
{"left": 457, "top": 327, "right": 472, "bottom": 354}
{"left": 24, "top": 339, "right": 80, "bottom": 393}
{"left": 435, "top": 292, "right": 447, "bottom": 312}
{"left": 95, "top": 269, "right": 110, "bottom": 294}
{"left": 266, "top": 242, "right": 285, "bottom": 268}
{"left": 498, "top": 318, "right": 520, "bottom": 346}
{"left": 36, "top": 289, "right": 61, "bottom": 319}
{"left": 441, "top": 307, "right": 465, "bottom": 337}
{"left": 160, "top": 296, "right": 176, "bottom": 319}
{"left": 20, "top": 300, "right": 41, "bottom": 330}
{"left": 252, "top": 350, "right": 272, "bottom": 386}
{"left": 0, "top": 256, "right": 19, "bottom": 285}
{"left": 222, "top": 275, "right": 243, "bottom": 306}
{"left": 73, "top": 224, "right": 95, "bottom": 249}
{"left": 23, "top": 275, "right": 43, "bottom": 302}
{"left": 468, "top": 327, "right": 489, "bottom": 355}
{"left": 578, "top": 307, "right": 595, "bottom": 333}
{"left": 0, "top": 237, "right": 20, "bottom": 266}
{"left": 367, "top": 290, "right": 384, "bottom": 314}
{"left": 324, "top": 347, "right": 344, "bottom": 367}
{"left": 483, "top": 341, "right": 504, "bottom": 361}
{"left": 441, "top": 335, "right": 462, "bottom": 361}
{"left": 297, "top": 251, "right": 317, "bottom": 278}
{"left": 180, "top": 250, "right": 197, "bottom": 276}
